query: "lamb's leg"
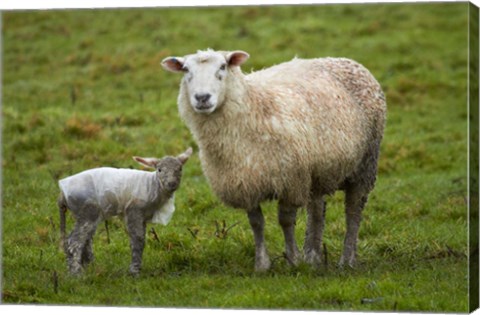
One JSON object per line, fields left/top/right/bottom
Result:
{"left": 81, "top": 232, "right": 96, "bottom": 267}
{"left": 278, "top": 202, "right": 301, "bottom": 266}
{"left": 66, "top": 220, "right": 97, "bottom": 275}
{"left": 247, "top": 206, "right": 271, "bottom": 272}
{"left": 58, "top": 194, "right": 67, "bottom": 252}
{"left": 304, "top": 193, "right": 326, "bottom": 267}
{"left": 125, "top": 215, "right": 146, "bottom": 276}
{"left": 339, "top": 185, "right": 368, "bottom": 267}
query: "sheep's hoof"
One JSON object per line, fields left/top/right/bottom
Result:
{"left": 284, "top": 251, "right": 302, "bottom": 267}
{"left": 254, "top": 258, "right": 271, "bottom": 272}
{"left": 304, "top": 250, "right": 322, "bottom": 267}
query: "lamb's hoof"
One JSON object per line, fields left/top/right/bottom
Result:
{"left": 68, "top": 262, "right": 84, "bottom": 276}
{"left": 129, "top": 266, "right": 141, "bottom": 277}
{"left": 68, "top": 268, "right": 83, "bottom": 276}
{"left": 81, "top": 255, "right": 95, "bottom": 267}
{"left": 338, "top": 256, "right": 356, "bottom": 269}
{"left": 129, "top": 271, "right": 140, "bottom": 277}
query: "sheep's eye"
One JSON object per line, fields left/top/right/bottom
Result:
{"left": 157, "top": 168, "right": 162, "bottom": 173}
{"left": 183, "top": 66, "right": 189, "bottom": 73}
{"left": 220, "top": 64, "right": 226, "bottom": 71}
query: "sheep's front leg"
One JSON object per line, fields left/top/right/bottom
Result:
{"left": 304, "top": 194, "right": 326, "bottom": 267}
{"left": 278, "top": 202, "right": 301, "bottom": 266}
{"left": 339, "top": 186, "right": 368, "bottom": 267}
{"left": 125, "top": 214, "right": 147, "bottom": 276}
{"left": 247, "top": 206, "right": 271, "bottom": 272}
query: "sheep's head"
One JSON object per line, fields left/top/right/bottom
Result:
{"left": 162, "top": 49, "right": 249, "bottom": 114}
{"left": 133, "top": 147, "right": 193, "bottom": 193}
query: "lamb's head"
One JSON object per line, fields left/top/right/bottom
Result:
{"left": 162, "top": 49, "right": 249, "bottom": 114}
{"left": 133, "top": 147, "right": 193, "bottom": 193}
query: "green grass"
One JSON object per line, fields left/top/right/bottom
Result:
{"left": 1, "top": 2, "right": 471, "bottom": 312}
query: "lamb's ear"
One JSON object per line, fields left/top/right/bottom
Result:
{"left": 226, "top": 51, "right": 249, "bottom": 67}
{"left": 161, "top": 57, "right": 186, "bottom": 73}
{"left": 177, "top": 147, "right": 193, "bottom": 165}
{"left": 133, "top": 156, "right": 159, "bottom": 169}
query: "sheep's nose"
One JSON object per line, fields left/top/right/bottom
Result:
{"left": 195, "top": 93, "right": 211, "bottom": 103}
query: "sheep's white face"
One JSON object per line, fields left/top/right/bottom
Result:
{"left": 162, "top": 50, "right": 249, "bottom": 115}
{"left": 182, "top": 52, "right": 228, "bottom": 114}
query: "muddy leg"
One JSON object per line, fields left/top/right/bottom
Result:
{"left": 339, "top": 185, "right": 368, "bottom": 267}
{"left": 125, "top": 216, "right": 146, "bottom": 276}
{"left": 304, "top": 193, "right": 326, "bottom": 267}
{"left": 247, "top": 206, "right": 271, "bottom": 272}
{"left": 278, "top": 201, "right": 301, "bottom": 266}
{"left": 66, "top": 220, "right": 98, "bottom": 275}
{"left": 81, "top": 231, "right": 96, "bottom": 267}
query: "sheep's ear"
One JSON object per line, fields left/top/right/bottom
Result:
{"left": 133, "top": 156, "right": 159, "bottom": 169}
{"left": 161, "top": 57, "right": 186, "bottom": 73}
{"left": 177, "top": 147, "right": 193, "bottom": 165}
{"left": 226, "top": 51, "right": 249, "bottom": 67}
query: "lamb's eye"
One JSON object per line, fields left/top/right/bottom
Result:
{"left": 157, "top": 168, "right": 162, "bottom": 173}
{"left": 219, "top": 64, "right": 226, "bottom": 71}
{"left": 183, "top": 66, "right": 189, "bottom": 73}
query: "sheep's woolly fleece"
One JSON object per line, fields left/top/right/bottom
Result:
{"left": 176, "top": 51, "right": 386, "bottom": 210}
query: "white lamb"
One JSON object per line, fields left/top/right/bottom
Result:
{"left": 161, "top": 49, "right": 386, "bottom": 271}
{"left": 58, "top": 148, "right": 192, "bottom": 275}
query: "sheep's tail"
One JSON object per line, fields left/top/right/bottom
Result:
{"left": 57, "top": 192, "right": 68, "bottom": 252}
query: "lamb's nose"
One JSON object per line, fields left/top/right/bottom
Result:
{"left": 195, "top": 93, "right": 211, "bottom": 103}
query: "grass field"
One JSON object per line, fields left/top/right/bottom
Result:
{"left": 1, "top": 2, "right": 472, "bottom": 312}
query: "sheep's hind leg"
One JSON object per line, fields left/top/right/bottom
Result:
{"left": 304, "top": 193, "right": 326, "bottom": 267}
{"left": 278, "top": 202, "right": 301, "bottom": 266}
{"left": 339, "top": 184, "right": 368, "bottom": 268}
{"left": 247, "top": 206, "right": 271, "bottom": 272}
{"left": 67, "top": 220, "right": 98, "bottom": 275}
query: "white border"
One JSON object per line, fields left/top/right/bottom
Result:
{"left": 0, "top": 305, "right": 432, "bottom": 315}
{"left": 0, "top": 0, "right": 478, "bottom": 10}
{"left": 1, "top": 1, "right": 478, "bottom": 315}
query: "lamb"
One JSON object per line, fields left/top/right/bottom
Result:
{"left": 161, "top": 49, "right": 386, "bottom": 272}
{"left": 58, "top": 148, "right": 192, "bottom": 275}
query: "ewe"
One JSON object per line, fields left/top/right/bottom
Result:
{"left": 162, "top": 49, "right": 386, "bottom": 271}
{"left": 58, "top": 148, "right": 192, "bottom": 275}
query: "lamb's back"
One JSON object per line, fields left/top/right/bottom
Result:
{"left": 59, "top": 168, "right": 156, "bottom": 215}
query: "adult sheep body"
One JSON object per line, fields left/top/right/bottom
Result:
{"left": 162, "top": 49, "right": 386, "bottom": 271}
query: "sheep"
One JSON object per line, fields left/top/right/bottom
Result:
{"left": 161, "top": 49, "right": 386, "bottom": 272}
{"left": 58, "top": 148, "right": 192, "bottom": 276}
